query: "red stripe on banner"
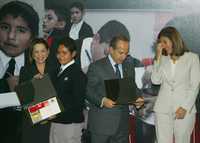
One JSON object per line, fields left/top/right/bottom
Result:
{"left": 28, "top": 101, "right": 49, "bottom": 113}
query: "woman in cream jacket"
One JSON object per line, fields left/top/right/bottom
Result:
{"left": 151, "top": 26, "right": 200, "bottom": 143}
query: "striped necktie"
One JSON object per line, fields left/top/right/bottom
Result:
{"left": 114, "top": 64, "right": 121, "bottom": 78}
{"left": 57, "top": 67, "right": 63, "bottom": 77}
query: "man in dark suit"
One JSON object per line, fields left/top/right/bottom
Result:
{"left": 86, "top": 35, "right": 144, "bottom": 143}
{"left": 0, "top": 1, "right": 39, "bottom": 143}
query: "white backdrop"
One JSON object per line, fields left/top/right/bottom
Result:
{"left": 84, "top": 10, "right": 174, "bottom": 60}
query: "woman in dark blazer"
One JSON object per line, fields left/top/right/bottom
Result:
{"left": 50, "top": 37, "right": 86, "bottom": 143}
{"left": 65, "top": 2, "right": 93, "bottom": 67}
{"left": 19, "top": 38, "right": 52, "bottom": 143}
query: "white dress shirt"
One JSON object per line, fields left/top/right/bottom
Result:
{"left": 0, "top": 50, "right": 24, "bottom": 78}
{"left": 60, "top": 60, "right": 75, "bottom": 73}
{"left": 69, "top": 20, "right": 83, "bottom": 40}
{"left": 170, "top": 59, "right": 176, "bottom": 78}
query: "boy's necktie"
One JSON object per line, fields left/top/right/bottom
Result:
{"left": 3, "top": 58, "right": 16, "bottom": 79}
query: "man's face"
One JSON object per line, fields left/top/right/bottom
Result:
{"left": 43, "top": 9, "right": 58, "bottom": 33}
{"left": 70, "top": 7, "right": 83, "bottom": 24}
{"left": 90, "top": 33, "right": 110, "bottom": 61}
{"left": 0, "top": 15, "right": 32, "bottom": 57}
{"left": 110, "top": 40, "right": 129, "bottom": 64}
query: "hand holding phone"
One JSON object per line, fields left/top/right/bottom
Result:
{"left": 155, "top": 43, "right": 163, "bottom": 61}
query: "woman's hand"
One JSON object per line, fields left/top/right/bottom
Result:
{"left": 175, "top": 107, "right": 187, "bottom": 119}
{"left": 33, "top": 73, "right": 44, "bottom": 79}
{"left": 134, "top": 97, "right": 144, "bottom": 109}
{"left": 155, "top": 43, "right": 163, "bottom": 62}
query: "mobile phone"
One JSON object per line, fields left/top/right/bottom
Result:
{"left": 162, "top": 48, "right": 167, "bottom": 56}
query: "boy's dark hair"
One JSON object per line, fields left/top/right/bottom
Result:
{"left": 46, "top": 7, "right": 67, "bottom": 22}
{"left": 54, "top": 9, "right": 66, "bottom": 22}
{"left": 58, "top": 37, "right": 77, "bottom": 53}
{"left": 70, "top": 2, "right": 85, "bottom": 12}
{"left": 0, "top": 1, "right": 39, "bottom": 37}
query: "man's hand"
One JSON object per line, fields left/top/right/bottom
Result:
{"left": 103, "top": 97, "right": 116, "bottom": 108}
{"left": 175, "top": 107, "right": 187, "bottom": 119}
{"left": 7, "top": 75, "right": 19, "bottom": 91}
{"left": 134, "top": 97, "right": 144, "bottom": 109}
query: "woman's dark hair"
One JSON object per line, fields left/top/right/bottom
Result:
{"left": 29, "top": 38, "right": 49, "bottom": 63}
{"left": 70, "top": 2, "right": 85, "bottom": 12}
{"left": 0, "top": 1, "right": 39, "bottom": 38}
{"left": 157, "top": 26, "right": 189, "bottom": 56}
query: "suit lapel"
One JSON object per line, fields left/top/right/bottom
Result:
{"left": 104, "top": 57, "right": 117, "bottom": 79}
{"left": 122, "top": 63, "right": 129, "bottom": 78}
{"left": 172, "top": 54, "right": 187, "bottom": 83}
{"left": 162, "top": 55, "right": 186, "bottom": 84}
{"left": 57, "top": 64, "right": 73, "bottom": 78}
{"left": 162, "top": 56, "right": 174, "bottom": 81}
{"left": 79, "top": 22, "right": 85, "bottom": 37}
{"left": 103, "top": 57, "right": 133, "bottom": 79}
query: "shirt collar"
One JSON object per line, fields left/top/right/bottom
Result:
{"left": 108, "top": 54, "right": 116, "bottom": 67}
{"left": 108, "top": 54, "right": 122, "bottom": 71}
{"left": 71, "top": 20, "right": 83, "bottom": 28}
{"left": 60, "top": 59, "right": 75, "bottom": 72}
{"left": 0, "top": 50, "right": 24, "bottom": 69}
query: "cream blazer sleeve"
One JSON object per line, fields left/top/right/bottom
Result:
{"left": 181, "top": 54, "right": 200, "bottom": 112}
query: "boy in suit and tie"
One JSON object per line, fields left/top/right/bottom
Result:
{"left": 0, "top": 1, "right": 39, "bottom": 92}
{"left": 0, "top": 1, "right": 39, "bottom": 143}
{"left": 50, "top": 37, "right": 86, "bottom": 143}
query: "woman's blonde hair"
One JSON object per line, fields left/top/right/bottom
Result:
{"left": 157, "top": 26, "right": 189, "bottom": 56}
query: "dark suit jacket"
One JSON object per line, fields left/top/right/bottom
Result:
{"left": 51, "top": 63, "right": 86, "bottom": 124}
{"left": 86, "top": 57, "right": 138, "bottom": 135}
{"left": 19, "top": 62, "right": 50, "bottom": 82}
{"left": 19, "top": 61, "right": 54, "bottom": 103}
{"left": 0, "top": 49, "right": 30, "bottom": 143}
{"left": 65, "top": 21, "right": 93, "bottom": 42}
{"left": 65, "top": 22, "right": 93, "bottom": 66}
